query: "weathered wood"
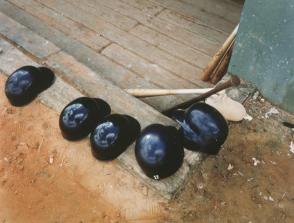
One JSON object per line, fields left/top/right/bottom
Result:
{"left": 157, "top": 9, "right": 228, "bottom": 42}
{"left": 8, "top": 0, "right": 110, "bottom": 51}
{"left": 129, "top": 24, "right": 211, "bottom": 68}
{"left": 120, "top": 0, "right": 164, "bottom": 15}
{"left": 0, "top": 1, "right": 188, "bottom": 111}
{"left": 120, "top": 0, "right": 231, "bottom": 44}
{"left": 69, "top": 0, "right": 138, "bottom": 31}
{"left": 3, "top": 0, "right": 242, "bottom": 89}
{"left": 9, "top": 0, "right": 136, "bottom": 34}
{"left": 146, "top": 16, "right": 219, "bottom": 55}
{"left": 0, "top": 8, "right": 144, "bottom": 88}
{"left": 83, "top": 0, "right": 220, "bottom": 55}
{"left": 36, "top": 0, "right": 205, "bottom": 85}
{"left": 179, "top": 0, "right": 242, "bottom": 24}
{"left": 0, "top": 12, "right": 59, "bottom": 58}
{"left": 149, "top": 0, "right": 237, "bottom": 34}
{"left": 61, "top": 0, "right": 139, "bottom": 31}
{"left": 3, "top": 0, "right": 205, "bottom": 87}
{"left": 101, "top": 43, "right": 207, "bottom": 89}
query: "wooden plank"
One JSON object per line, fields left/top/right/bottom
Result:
{"left": 179, "top": 0, "right": 242, "bottom": 24}
{"left": 0, "top": 1, "right": 180, "bottom": 111}
{"left": 120, "top": 0, "right": 164, "bottom": 15}
{"left": 74, "top": 30, "right": 111, "bottom": 52}
{"left": 144, "top": 16, "right": 220, "bottom": 55}
{"left": 35, "top": 0, "right": 206, "bottom": 85}
{"left": 61, "top": 0, "right": 139, "bottom": 31}
{"left": 122, "top": 0, "right": 229, "bottom": 43}
{"left": 44, "top": 49, "right": 186, "bottom": 112}
{"left": 102, "top": 43, "right": 211, "bottom": 103}
{"left": 8, "top": 0, "right": 211, "bottom": 86}
{"left": 102, "top": 43, "right": 205, "bottom": 89}
{"left": 0, "top": 12, "right": 59, "bottom": 58}
{"left": 149, "top": 0, "right": 236, "bottom": 34}
{"left": 0, "top": 0, "right": 190, "bottom": 112}
{"left": 8, "top": 0, "right": 110, "bottom": 52}
{"left": 119, "top": 0, "right": 226, "bottom": 44}
{"left": 130, "top": 24, "right": 211, "bottom": 68}
{"left": 0, "top": 7, "right": 145, "bottom": 89}
{"left": 27, "top": 1, "right": 137, "bottom": 30}
{"left": 157, "top": 9, "right": 228, "bottom": 43}
{"left": 81, "top": 0, "right": 221, "bottom": 55}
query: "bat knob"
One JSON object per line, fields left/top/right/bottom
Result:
{"left": 230, "top": 75, "right": 241, "bottom": 86}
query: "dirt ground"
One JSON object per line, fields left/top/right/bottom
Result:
{"left": 0, "top": 74, "right": 293, "bottom": 222}
{"left": 168, "top": 96, "right": 294, "bottom": 223}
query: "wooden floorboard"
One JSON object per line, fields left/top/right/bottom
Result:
{"left": 129, "top": 24, "right": 211, "bottom": 68}
{"left": 178, "top": 0, "right": 242, "bottom": 23}
{"left": 101, "top": 44, "right": 197, "bottom": 89}
{"left": 0, "top": 12, "right": 59, "bottom": 59}
{"left": 0, "top": 2, "right": 193, "bottom": 111}
{"left": 3, "top": 0, "right": 243, "bottom": 91}
{"left": 8, "top": 0, "right": 110, "bottom": 51}
{"left": 149, "top": 0, "right": 238, "bottom": 33}
{"left": 35, "top": 0, "right": 206, "bottom": 84}
{"left": 157, "top": 9, "right": 228, "bottom": 42}
{"left": 84, "top": 0, "right": 221, "bottom": 55}
{"left": 63, "top": 0, "right": 139, "bottom": 32}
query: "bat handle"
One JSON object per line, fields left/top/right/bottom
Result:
{"left": 163, "top": 75, "right": 240, "bottom": 115}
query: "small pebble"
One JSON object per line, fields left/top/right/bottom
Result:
{"left": 244, "top": 114, "right": 253, "bottom": 121}
{"left": 227, "top": 163, "right": 234, "bottom": 171}
{"left": 247, "top": 178, "right": 254, "bottom": 182}
{"left": 49, "top": 155, "right": 54, "bottom": 164}
{"left": 252, "top": 157, "right": 261, "bottom": 166}
{"left": 197, "top": 183, "right": 205, "bottom": 190}
{"left": 269, "top": 160, "right": 277, "bottom": 165}
{"left": 269, "top": 196, "right": 274, "bottom": 202}
{"left": 265, "top": 107, "right": 279, "bottom": 118}
{"left": 252, "top": 91, "right": 259, "bottom": 100}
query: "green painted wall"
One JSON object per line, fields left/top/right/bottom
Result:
{"left": 229, "top": 0, "right": 294, "bottom": 112}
